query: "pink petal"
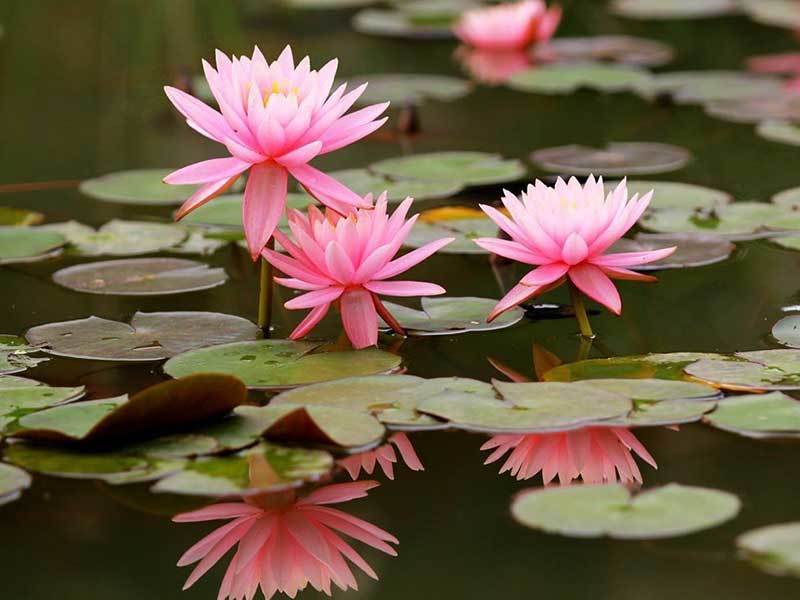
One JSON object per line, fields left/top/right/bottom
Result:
{"left": 289, "top": 163, "right": 370, "bottom": 211}
{"left": 164, "top": 86, "right": 232, "bottom": 142}
{"left": 591, "top": 246, "right": 676, "bottom": 267}
{"left": 289, "top": 303, "right": 331, "bottom": 340}
{"left": 561, "top": 233, "right": 589, "bottom": 265}
{"left": 182, "top": 518, "right": 254, "bottom": 590}
{"left": 487, "top": 282, "right": 538, "bottom": 322}
{"left": 285, "top": 286, "right": 344, "bottom": 310}
{"left": 173, "top": 503, "right": 262, "bottom": 523}
{"left": 568, "top": 263, "right": 622, "bottom": 315}
{"left": 339, "top": 287, "right": 379, "bottom": 349}
{"left": 325, "top": 241, "right": 356, "bottom": 283}
{"left": 177, "top": 516, "right": 256, "bottom": 567}
{"left": 601, "top": 266, "right": 657, "bottom": 282}
{"left": 164, "top": 157, "right": 250, "bottom": 185}
{"left": 262, "top": 248, "right": 333, "bottom": 287}
{"left": 242, "top": 161, "right": 288, "bottom": 260}
{"left": 174, "top": 174, "right": 241, "bottom": 220}
{"left": 298, "top": 481, "right": 380, "bottom": 506}
{"left": 275, "top": 141, "right": 323, "bottom": 168}
{"left": 364, "top": 280, "right": 446, "bottom": 297}
{"left": 390, "top": 433, "right": 424, "bottom": 471}
{"left": 373, "top": 238, "right": 454, "bottom": 280}
{"left": 472, "top": 238, "right": 548, "bottom": 265}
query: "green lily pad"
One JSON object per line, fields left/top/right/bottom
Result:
{"left": 0, "top": 462, "right": 32, "bottom": 506}
{"left": 163, "top": 340, "right": 402, "bottom": 390}
{"left": 0, "top": 336, "right": 48, "bottom": 375}
{"left": 350, "top": 73, "right": 471, "bottom": 106}
{"left": 52, "top": 258, "right": 228, "bottom": 296}
{"left": 685, "top": 350, "right": 800, "bottom": 391}
{"left": 610, "top": 234, "right": 735, "bottom": 270}
{"left": 11, "top": 374, "right": 247, "bottom": 444}
{"left": 757, "top": 121, "right": 800, "bottom": 147}
{"left": 704, "top": 392, "right": 800, "bottom": 439}
{"left": 618, "top": 180, "right": 732, "bottom": 211}
{"left": 403, "top": 206, "right": 497, "bottom": 254}
{"left": 169, "top": 231, "right": 228, "bottom": 256}
{"left": 320, "top": 169, "right": 463, "bottom": 203}
{"left": 532, "top": 36, "right": 674, "bottom": 67}
{"left": 0, "top": 376, "right": 84, "bottom": 421}
{"left": 371, "top": 151, "right": 526, "bottom": 187}
{"left": 151, "top": 442, "right": 333, "bottom": 497}
{"left": 0, "top": 207, "right": 44, "bottom": 226}
{"left": 511, "top": 483, "right": 740, "bottom": 539}
{"left": 25, "top": 311, "right": 259, "bottom": 362}
{"left": 352, "top": 8, "right": 455, "bottom": 40}
{"left": 181, "top": 193, "right": 313, "bottom": 230}
{"left": 418, "top": 381, "right": 633, "bottom": 433}
{"left": 611, "top": 0, "right": 739, "bottom": 19}
{"left": 740, "top": 0, "right": 800, "bottom": 30}
{"left": 41, "top": 220, "right": 187, "bottom": 256}
{"left": 772, "top": 316, "right": 800, "bottom": 348}
{"left": 508, "top": 63, "right": 653, "bottom": 95}
{"left": 79, "top": 169, "right": 197, "bottom": 206}
{"left": 705, "top": 94, "right": 800, "bottom": 124}
{"left": 772, "top": 186, "right": 800, "bottom": 209}
{"left": 531, "top": 143, "right": 691, "bottom": 176}
{"left": 0, "top": 227, "right": 64, "bottom": 264}
{"left": 543, "top": 352, "right": 726, "bottom": 382}
{"left": 380, "top": 296, "right": 524, "bottom": 335}
{"left": 652, "top": 71, "right": 785, "bottom": 104}
{"left": 738, "top": 522, "right": 800, "bottom": 577}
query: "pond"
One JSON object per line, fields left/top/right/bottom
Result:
{"left": 2, "top": 0, "right": 800, "bottom": 598}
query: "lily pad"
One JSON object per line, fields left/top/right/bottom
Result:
{"left": 705, "top": 94, "right": 800, "bottom": 124}
{"left": 0, "top": 376, "right": 84, "bottom": 421}
{"left": 757, "top": 121, "right": 800, "bottom": 147}
{"left": 772, "top": 316, "right": 800, "bottom": 348}
{"left": 52, "top": 258, "right": 228, "bottom": 296}
{"left": 379, "top": 296, "right": 524, "bottom": 335}
{"left": 371, "top": 151, "right": 526, "bottom": 187}
{"left": 151, "top": 442, "right": 333, "bottom": 497}
{"left": 685, "top": 350, "right": 800, "bottom": 391}
{"left": 651, "top": 71, "right": 784, "bottom": 104}
{"left": 287, "top": 0, "right": 376, "bottom": 7}
{"left": 319, "top": 169, "right": 463, "bottom": 203}
{"left": 418, "top": 381, "right": 632, "bottom": 433}
{"left": 0, "top": 207, "right": 44, "bottom": 226}
{"left": 0, "top": 463, "right": 32, "bottom": 506}
{"left": 704, "top": 392, "right": 800, "bottom": 438}
{"left": 610, "top": 233, "right": 735, "bottom": 269}
{"left": 738, "top": 522, "right": 800, "bottom": 577}
{"left": 403, "top": 206, "right": 497, "bottom": 254}
{"left": 619, "top": 180, "right": 732, "bottom": 211}
{"left": 163, "top": 340, "right": 402, "bottom": 390}
{"left": 352, "top": 8, "right": 454, "bottom": 40}
{"left": 611, "top": 0, "right": 739, "bottom": 19}
{"left": 531, "top": 143, "right": 691, "bottom": 176}
{"left": 272, "top": 375, "right": 495, "bottom": 430}
{"left": 25, "top": 312, "right": 259, "bottom": 362}
{"left": 181, "top": 193, "right": 313, "bottom": 230}
{"left": 0, "top": 227, "right": 65, "bottom": 264}
{"left": 10, "top": 374, "right": 247, "bottom": 444}
{"left": 508, "top": 63, "right": 653, "bottom": 95}
{"left": 41, "top": 220, "right": 187, "bottom": 256}
{"left": 0, "top": 336, "right": 48, "bottom": 375}
{"left": 532, "top": 36, "right": 674, "bottom": 67}
{"left": 543, "top": 352, "right": 727, "bottom": 382}
{"left": 350, "top": 73, "right": 471, "bottom": 106}
{"left": 511, "top": 483, "right": 740, "bottom": 539}
{"left": 79, "top": 169, "right": 196, "bottom": 206}
{"left": 740, "top": 0, "right": 800, "bottom": 30}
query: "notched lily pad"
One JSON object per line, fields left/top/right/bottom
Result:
{"left": 532, "top": 36, "right": 674, "bottom": 67}
{"left": 704, "top": 392, "right": 800, "bottom": 438}
{"left": 151, "top": 442, "right": 333, "bottom": 497}
{"left": 41, "top": 220, "right": 187, "bottom": 256}
{"left": 352, "top": 8, "right": 455, "bottom": 40}
{"left": 0, "top": 462, "right": 32, "bottom": 506}
{"left": 26, "top": 311, "right": 259, "bottom": 362}
{"left": 403, "top": 206, "right": 496, "bottom": 254}
{"left": 543, "top": 352, "right": 727, "bottom": 382}
{"left": 0, "top": 227, "right": 64, "bottom": 264}
{"left": 531, "top": 143, "right": 691, "bottom": 176}
{"left": 321, "top": 169, "right": 462, "bottom": 204}
{"left": 611, "top": 233, "right": 735, "bottom": 270}
{"left": 79, "top": 169, "right": 196, "bottom": 206}
{"left": 652, "top": 71, "right": 784, "bottom": 104}
{"left": 163, "top": 340, "right": 402, "bottom": 390}
{"left": 0, "top": 336, "right": 48, "bottom": 375}
{"left": 371, "top": 151, "right": 526, "bottom": 187}
{"left": 379, "top": 296, "right": 524, "bottom": 335}
{"left": 705, "top": 94, "right": 800, "bottom": 124}
{"left": 511, "top": 483, "right": 741, "bottom": 539}
{"left": 508, "top": 63, "right": 653, "bottom": 95}
{"left": 0, "top": 375, "right": 84, "bottom": 422}
{"left": 53, "top": 258, "right": 228, "bottom": 296}
{"left": 620, "top": 180, "right": 732, "bottom": 211}
{"left": 738, "top": 522, "right": 800, "bottom": 578}
{"left": 0, "top": 207, "right": 44, "bottom": 226}
{"left": 10, "top": 374, "right": 247, "bottom": 444}
{"left": 685, "top": 350, "right": 800, "bottom": 391}
{"left": 350, "top": 73, "right": 471, "bottom": 106}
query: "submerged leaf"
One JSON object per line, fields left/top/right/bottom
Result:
{"left": 0, "top": 207, "right": 44, "bottom": 226}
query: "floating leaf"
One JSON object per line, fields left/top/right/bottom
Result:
{"left": 52, "top": 258, "right": 228, "bottom": 296}
{"left": 740, "top": 0, "right": 800, "bottom": 30}
{"left": 511, "top": 483, "right": 740, "bottom": 539}
{"left": 287, "top": 0, "right": 376, "bottom": 7}
{"left": 508, "top": 63, "right": 653, "bottom": 95}
{"left": 25, "top": 311, "right": 259, "bottom": 362}
{"left": 41, "top": 220, "right": 187, "bottom": 257}
{"left": 543, "top": 352, "right": 726, "bottom": 382}
{"left": 352, "top": 8, "right": 454, "bottom": 39}
{"left": 611, "top": 234, "right": 735, "bottom": 269}
{"left": 532, "top": 36, "right": 674, "bottom": 67}
{"left": 181, "top": 193, "right": 313, "bottom": 230}
{"left": 757, "top": 121, "right": 800, "bottom": 147}
{"left": 319, "top": 169, "right": 463, "bottom": 203}
{"left": 0, "top": 376, "right": 84, "bottom": 421}
{"left": 0, "top": 207, "right": 44, "bottom": 226}
{"left": 619, "top": 180, "right": 732, "bottom": 211}
{"left": 151, "top": 442, "right": 333, "bottom": 497}
{"left": 163, "top": 340, "right": 402, "bottom": 390}
{"left": 11, "top": 374, "right": 247, "bottom": 444}
{"left": 704, "top": 392, "right": 800, "bottom": 438}
{"left": 705, "top": 94, "right": 800, "bottom": 124}
{"left": 652, "top": 71, "right": 784, "bottom": 104}
{"left": 772, "top": 316, "right": 800, "bottom": 348}
{"left": 0, "top": 463, "right": 32, "bottom": 506}
{"left": 0, "top": 336, "right": 48, "bottom": 375}
{"left": 350, "top": 73, "right": 471, "bottom": 106}
{"left": 738, "top": 522, "right": 800, "bottom": 578}
{"left": 403, "top": 206, "right": 496, "bottom": 254}
{"left": 685, "top": 350, "right": 800, "bottom": 391}
{"left": 371, "top": 151, "right": 526, "bottom": 187}
{"left": 380, "top": 296, "right": 524, "bottom": 335}
{"left": 611, "top": 0, "right": 739, "bottom": 19}
{"left": 0, "top": 227, "right": 64, "bottom": 264}
{"left": 532, "top": 143, "right": 691, "bottom": 177}
{"left": 79, "top": 169, "right": 196, "bottom": 206}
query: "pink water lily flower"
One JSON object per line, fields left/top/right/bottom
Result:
{"left": 475, "top": 176, "right": 676, "bottom": 321}
{"left": 453, "top": 0, "right": 562, "bottom": 52}
{"left": 482, "top": 427, "right": 657, "bottom": 485}
{"left": 263, "top": 193, "right": 453, "bottom": 349}
{"left": 163, "top": 45, "right": 389, "bottom": 259}
{"left": 174, "top": 481, "right": 397, "bottom": 600}
{"left": 339, "top": 433, "right": 424, "bottom": 480}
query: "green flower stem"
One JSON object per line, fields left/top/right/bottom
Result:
{"left": 569, "top": 282, "right": 595, "bottom": 339}
{"left": 257, "top": 241, "right": 275, "bottom": 335}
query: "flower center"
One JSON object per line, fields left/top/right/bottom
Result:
{"left": 263, "top": 80, "right": 301, "bottom": 106}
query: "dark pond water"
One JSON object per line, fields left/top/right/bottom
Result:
{"left": 2, "top": 1, "right": 800, "bottom": 598}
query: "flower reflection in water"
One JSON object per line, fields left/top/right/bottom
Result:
{"left": 174, "top": 479, "right": 397, "bottom": 599}
{"left": 455, "top": 47, "right": 533, "bottom": 85}
{"left": 482, "top": 428, "right": 657, "bottom": 485}
{"left": 338, "top": 433, "right": 424, "bottom": 481}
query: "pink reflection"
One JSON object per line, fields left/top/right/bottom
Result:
{"left": 456, "top": 47, "right": 534, "bottom": 85}
{"left": 481, "top": 427, "right": 657, "bottom": 485}
{"left": 174, "top": 481, "right": 397, "bottom": 599}
{"left": 338, "top": 433, "right": 424, "bottom": 481}
{"left": 747, "top": 52, "right": 800, "bottom": 93}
